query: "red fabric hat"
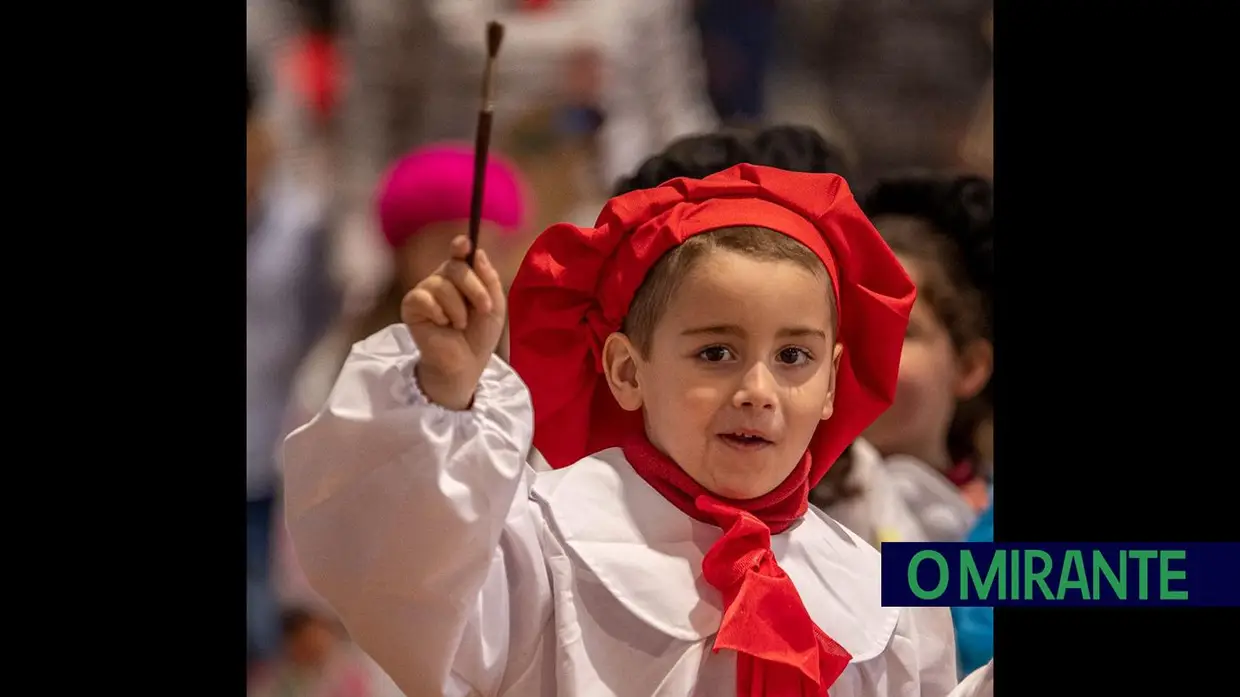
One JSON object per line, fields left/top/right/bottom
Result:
{"left": 508, "top": 164, "right": 915, "bottom": 485}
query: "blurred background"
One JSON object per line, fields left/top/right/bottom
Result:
{"left": 247, "top": 0, "right": 993, "bottom": 694}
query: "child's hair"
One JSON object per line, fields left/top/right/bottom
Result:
{"left": 814, "top": 172, "right": 993, "bottom": 506}
{"left": 613, "top": 125, "right": 851, "bottom": 196}
{"left": 623, "top": 226, "right": 834, "bottom": 358}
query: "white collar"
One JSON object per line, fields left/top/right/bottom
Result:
{"left": 531, "top": 449, "right": 900, "bottom": 662}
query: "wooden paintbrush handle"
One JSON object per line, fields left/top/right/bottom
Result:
{"left": 466, "top": 109, "right": 495, "bottom": 268}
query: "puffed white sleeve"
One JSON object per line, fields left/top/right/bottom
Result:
{"left": 283, "top": 324, "right": 552, "bottom": 697}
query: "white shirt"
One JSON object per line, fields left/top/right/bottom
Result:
{"left": 820, "top": 438, "right": 929, "bottom": 547}
{"left": 284, "top": 325, "right": 960, "bottom": 696}
{"left": 822, "top": 439, "right": 977, "bottom": 548}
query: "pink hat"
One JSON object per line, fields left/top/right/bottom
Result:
{"left": 376, "top": 143, "right": 529, "bottom": 249}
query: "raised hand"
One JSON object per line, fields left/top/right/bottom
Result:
{"left": 402, "top": 235, "right": 507, "bottom": 410}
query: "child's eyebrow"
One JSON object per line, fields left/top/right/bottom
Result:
{"left": 680, "top": 325, "right": 828, "bottom": 340}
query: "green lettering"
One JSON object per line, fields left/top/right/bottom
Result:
{"left": 1023, "top": 550, "right": 1054, "bottom": 600}
{"left": 962, "top": 550, "right": 1005, "bottom": 601}
{"left": 1056, "top": 550, "right": 1091, "bottom": 600}
{"left": 909, "top": 551, "right": 949, "bottom": 600}
{"left": 1130, "top": 551, "right": 1157, "bottom": 599}
{"left": 1009, "top": 546, "right": 1019, "bottom": 600}
{"left": 1092, "top": 550, "right": 1126, "bottom": 599}
{"left": 1159, "top": 550, "right": 1188, "bottom": 600}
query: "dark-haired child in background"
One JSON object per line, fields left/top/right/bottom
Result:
{"left": 812, "top": 173, "right": 994, "bottom": 546}
{"left": 611, "top": 123, "right": 853, "bottom": 196}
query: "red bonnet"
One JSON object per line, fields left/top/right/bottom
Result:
{"left": 508, "top": 164, "right": 915, "bottom": 487}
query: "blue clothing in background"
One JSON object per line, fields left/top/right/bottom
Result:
{"left": 952, "top": 497, "right": 994, "bottom": 676}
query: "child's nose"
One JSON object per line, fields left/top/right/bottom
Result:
{"left": 733, "top": 363, "right": 777, "bottom": 410}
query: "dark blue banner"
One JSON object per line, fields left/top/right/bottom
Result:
{"left": 880, "top": 543, "right": 1240, "bottom": 607}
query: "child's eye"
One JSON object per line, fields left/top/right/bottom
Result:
{"left": 777, "top": 347, "right": 813, "bottom": 366}
{"left": 697, "top": 346, "right": 734, "bottom": 362}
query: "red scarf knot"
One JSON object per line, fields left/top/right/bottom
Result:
{"left": 696, "top": 497, "right": 853, "bottom": 696}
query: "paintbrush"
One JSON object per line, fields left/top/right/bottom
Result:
{"left": 465, "top": 21, "right": 505, "bottom": 269}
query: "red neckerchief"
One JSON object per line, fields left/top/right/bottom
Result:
{"left": 622, "top": 435, "right": 852, "bottom": 696}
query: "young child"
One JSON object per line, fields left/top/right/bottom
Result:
{"left": 286, "top": 141, "right": 538, "bottom": 468}
{"left": 284, "top": 165, "right": 959, "bottom": 696}
{"left": 813, "top": 173, "right": 994, "bottom": 546}
{"left": 355, "top": 143, "right": 531, "bottom": 342}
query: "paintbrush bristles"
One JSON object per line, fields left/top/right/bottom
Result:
{"left": 487, "top": 21, "right": 505, "bottom": 58}
{"left": 480, "top": 22, "right": 505, "bottom": 108}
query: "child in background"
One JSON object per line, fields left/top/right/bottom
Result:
{"left": 353, "top": 143, "right": 531, "bottom": 349}
{"left": 285, "top": 142, "right": 540, "bottom": 469}
{"left": 284, "top": 165, "right": 959, "bottom": 696}
{"left": 290, "top": 141, "right": 529, "bottom": 408}
{"left": 813, "top": 173, "right": 994, "bottom": 545}
{"left": 612, "top": 124, "right": 853, "bottom": 197}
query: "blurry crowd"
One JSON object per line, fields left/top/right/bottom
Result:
{"left": 246, "top": 0, "right": 994, "bottom": 695}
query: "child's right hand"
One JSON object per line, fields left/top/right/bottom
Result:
{"left": 402, "top": 235, "right": 507, "bottom": 410}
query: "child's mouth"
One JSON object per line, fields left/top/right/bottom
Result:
{"left": 718, "top": 432, "right": 773, "bottom": 450}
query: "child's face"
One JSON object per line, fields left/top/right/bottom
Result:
{"left": 863, "top": 257, "right": 990, "bottom": 466}
{"left": 608, "top": 249, "right": 842, "bottom": 499}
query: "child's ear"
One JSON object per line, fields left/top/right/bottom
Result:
{"left": 821, "top": 342, "right": 845, "bottom": 420}
{"left": 602, "top": 332, "right": 644, "bottom": 412}
{"left": 954, "top": 338, "right": 994, "bottom": 400}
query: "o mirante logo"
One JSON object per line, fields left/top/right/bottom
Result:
{"left": 880, "top": 543, "right": 1240, "bottom": 607}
